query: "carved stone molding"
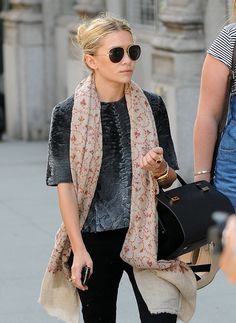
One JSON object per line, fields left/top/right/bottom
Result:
{"left": 74, "top": 0, "right": 105, "bottom": 18}
{"left": 154, "top": 0, "right": 205, "bottom": 52}
{"left": 2, "top": 0, "right": 42, "bottom": 24}
{"left": 10, "top": 0, "right": 41, "bottom": 11}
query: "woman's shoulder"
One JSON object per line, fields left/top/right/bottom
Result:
{"left": 143, "top": 90, "right": 166, "bottom": 113}
{"left": 223, "top": 23, "right": 236, "bottom": 36}
{"left": 207, "top": 23, "right": 236, "bottom": 68}
{"left": 52, "top": 95, "right": 74, "bottom": 116}
{"left": 50, "top": 95, "right": 74, "bottom": 132}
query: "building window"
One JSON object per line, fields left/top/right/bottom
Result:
{"left": 126, "top": 0, "right": 159, "bottom": 29}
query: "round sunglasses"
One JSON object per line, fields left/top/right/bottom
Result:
{"left": 95, "top": 45, "right": 141, "bottom": 63}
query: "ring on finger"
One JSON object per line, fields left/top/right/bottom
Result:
{"left": 155, "top": 156, "right": 162, "bottom": 163}
{"left": 69, "top": 276, "right": 76, "bottom": 282}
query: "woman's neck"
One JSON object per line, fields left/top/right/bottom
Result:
{"left": 94, "top": 75, "right": 125, "bottom": 102}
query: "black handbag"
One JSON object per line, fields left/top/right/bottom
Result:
{"left": 157, "top": 174, "right": 234, "bottom": 260}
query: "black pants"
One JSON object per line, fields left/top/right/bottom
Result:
{"left": 69, "top": 229, "right": 177, "bottom": 323}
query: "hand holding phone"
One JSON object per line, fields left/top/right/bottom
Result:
{"left": 81, "top": 266, "right": 91, "bottom": 286}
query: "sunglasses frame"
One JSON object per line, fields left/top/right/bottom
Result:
{"left": 93, "top": 44, "right": 141, "bottom": 63}
{"left": 108, "top": 45, "right": 141, "bottom": 63}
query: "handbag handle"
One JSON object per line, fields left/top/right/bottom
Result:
{"left": 176, "top": 173, "right": 187, "bottom": 186}
{"left": 161, "top": 173, "right": 208, "bottom": 188}
{"left": 218, "top": 41, "right": 236, "bottom": 134}
{"left": 157, "top": 174, "right": 188, "bottom": 191}
{"left": 159, "top": 174, "right": 210, "bottom": 203}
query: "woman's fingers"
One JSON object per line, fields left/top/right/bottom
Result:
{"left": 139, "top": 147, "right": 169, "bottom": 180}
{"left": 71, "top": 267, "right": 87, "bottom": 290}
{"left": 149, "top": 149, "right": 163, "bottom": 164}
{"left": 70, "top": 255, "right": 93, "bottom": 290}
{"left": 140, "top": 147, "right": 164, "bottom": 169}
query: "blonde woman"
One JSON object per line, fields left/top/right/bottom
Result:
{"left": 194, "top": 1, "right": 236, "bottom": 211}
{"left": 194, "top": 2, "right": 236, "bottom": 290}
{"left": 39, "top": 13, "right": 196, "bottom": 323}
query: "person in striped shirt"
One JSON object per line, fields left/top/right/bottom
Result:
{"left": 194, "top": 0, "right": 236, "bottom": 284}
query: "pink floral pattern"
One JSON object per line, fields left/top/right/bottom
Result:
{"left": 47, "top": 75, "right": 189, "bottom": 277}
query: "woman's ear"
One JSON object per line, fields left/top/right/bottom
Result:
{"left": 85, "top": 54, "right": 97, "bottom": 70}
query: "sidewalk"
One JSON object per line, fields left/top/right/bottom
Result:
{"left": 0, "top": 141, "right": 236, "bottom": 323}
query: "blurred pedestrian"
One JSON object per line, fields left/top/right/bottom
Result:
{"left": 220, "top": 216, "right": 236, "bottom": 283}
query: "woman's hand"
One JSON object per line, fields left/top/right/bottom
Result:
{"left": 71, "top": 248, "right": 93, "bottom": 291}
{"left": 140, "top": 146, "right": 167, "bottom": 178}
{"left": 220, "top": 216, "right": 236, "bottom": 284}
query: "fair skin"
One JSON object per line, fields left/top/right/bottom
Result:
{"left": 215, "top": 1, "right": 236, "bottom": 286}
{"left": 220, "top": 216, "right": 236, "bottom": 283}
{"left": 194, "top": 53, "right": 236, "bottom": 283}
{"left": 57, "top": 30, "right": 176, "bottom": 291}
{"left": 193, "top": 54, "right": 229, "bottom": 182}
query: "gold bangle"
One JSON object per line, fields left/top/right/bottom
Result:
{"left": 156, "top": 164, "right": 169, "bottom": 182}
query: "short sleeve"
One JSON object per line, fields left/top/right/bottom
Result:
{"left": 207, "top": 24, "right": 236, "bottom": 68}
{"left": 46, "top": 96, "right": 74, "bottom": 186}
{"left": 144, "top": 91, "right": 179, "bottom": 170}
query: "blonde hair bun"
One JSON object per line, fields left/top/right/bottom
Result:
{"left": 76, "top": 13, "right": 132, "bottom": 69}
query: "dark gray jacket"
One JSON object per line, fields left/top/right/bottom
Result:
{"left": 46, "top": 91, "right": 178, "bottom": 232}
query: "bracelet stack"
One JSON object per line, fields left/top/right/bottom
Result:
{"left": 155, "top": 163, "right": 169, "bottom": 182}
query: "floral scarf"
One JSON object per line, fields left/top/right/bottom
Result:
{"left": 39, "top": 74, "right": 197, "bottom": 323}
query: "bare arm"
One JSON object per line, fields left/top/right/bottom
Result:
{"left": 57, "top": 183, "right": 93, "bottom": 290}
{"left": 194, "top": 54, "right": 230, "bottom": 182}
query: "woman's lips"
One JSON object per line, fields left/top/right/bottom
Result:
{"left": 119, "top": 70, "right": 133, "bottom": 73}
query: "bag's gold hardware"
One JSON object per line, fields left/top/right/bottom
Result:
{"left": 171, "top": 196, "right": 180, "bottom": 202}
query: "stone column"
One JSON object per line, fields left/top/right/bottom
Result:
{"left": 41, "top": 0, "right": 74, "bottom": 124}
{"left": 105, "top": 0, "right": 126, "bottom": 17}
{"left": 151, "top": 0, "right": 205, "bottom": 180}
{"left": 2, "top": 0, "right": 45, "bottom": 140}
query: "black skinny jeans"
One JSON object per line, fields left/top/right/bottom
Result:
{"left": 69, "top": 229, "right": 177, "bottom": 323}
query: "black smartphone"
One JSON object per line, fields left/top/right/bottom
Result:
{"left": 81, "top": 266, "right": 90, "bottom": 286}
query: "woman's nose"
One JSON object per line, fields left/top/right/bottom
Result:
{"left": 122, "top": 50, "right": 132, "bottom": 63}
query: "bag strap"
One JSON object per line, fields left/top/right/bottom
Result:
{"left": 211, "top": 40, "right": 236, "bottom": 178}
{"left": 176, "top": 173, "right": 187, "bottom": 186}
{"left": 218, "top": 41, "right": 236, "bottom": 134}
{"left": 176, "top": 174, "right": 210, "bottom": 191}
{"left": 158, "top": 174, "right": 186, "bottom": 194}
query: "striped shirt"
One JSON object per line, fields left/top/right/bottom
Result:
{"left": 207, "top": 23, "right": 236, "bottom": 94}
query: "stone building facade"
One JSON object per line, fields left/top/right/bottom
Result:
{"left": 1, "top": 0, "right": 234, "bottom": 179}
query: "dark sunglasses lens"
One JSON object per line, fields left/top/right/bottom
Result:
{"left": 128, "top": 45, "right": 141, "bottom": 61}
{"left": 109, "top": 47, "right": 124, "bottom": 63}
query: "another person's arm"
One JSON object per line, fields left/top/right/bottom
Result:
{"left": 193, "top": 54, "right": 229, "bottom": 182}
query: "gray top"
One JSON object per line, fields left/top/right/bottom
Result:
{"left": 46, "top": 91, "right": 178, "bottom": 232}
{"left": 83, "top": 97, "right": 131, "bottom": 232}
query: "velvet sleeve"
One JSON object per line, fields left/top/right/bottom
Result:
{"left": 144, "top": 91, "right": 179, "bottom": 170}
{"left": 46, "top": 96, "right": 74, "bottom": 186}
